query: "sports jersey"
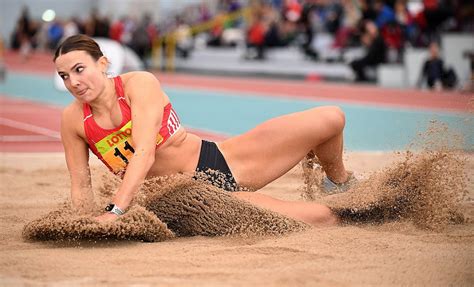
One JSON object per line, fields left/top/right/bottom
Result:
{"left": 83, "top": 76, "right": 181, "bottom": 173}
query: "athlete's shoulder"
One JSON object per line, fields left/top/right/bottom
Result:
{"left": 120, "top": 71, "right": 162, "bottom": 101}
{"left": 62, "top": 100, "right": 83, "bottom": 120}
{"left": 120, "top": 71, "right": 159, "bottom": 86}
{"left": 61, "top": 100, "right": 85, "bottom": 137}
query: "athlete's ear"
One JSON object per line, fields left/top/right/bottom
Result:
{"left": 98, "top": 56, "right": 109, "bottom": 73}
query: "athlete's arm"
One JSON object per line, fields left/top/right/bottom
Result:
{"left": 61, "top": 104, "right": 94, "bottom": 214}
{"left": 110, "top": 72, "right": 165, "bottom": 211}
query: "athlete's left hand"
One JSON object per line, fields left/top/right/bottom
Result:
{"left": 94, "top": 212, "right": 119, "bottom": 222}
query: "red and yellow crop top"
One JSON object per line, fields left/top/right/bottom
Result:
{"left": 83, "top": 76, "right": 181, "bottom": 174}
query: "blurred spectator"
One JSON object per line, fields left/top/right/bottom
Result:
{"left": 299, "top": 0, "right": 319, "bottom": 60}
{"left": 413, "top": 0, "right": 454, "bottom": 46}
{"left": 74, "top": 17, "right": 86, "bottom": 35}
{"left": 227, "top": 0, "right": 243, "bottom": 13}
{"left": 325, "top": 0, "right": 344, "bottom": 35}
{"left": 86, "top": 8, "right": 110, "bottom": 38}
{"left": 394, "top": 0, "right": 416, "bottom": 45}
{"left": 265, "top": 18, "right": 295, "bottom": 48}
{"left": 121, "top": 17, "right": 136, "bottom": 46}
{"left": 359, "top": 0, "right": 377, "bottom": 21}
{"left": 130, "top": 14, "right": 153, "bottom": 66}
{"left": 380, "top": 22, "right": 403, "bottom": 63}
{"left": 199, "top": 2, "right": 212, "bottom": 22}
{"left": 219, "top": 0, "right": 242, "bottom": 13}
{"left": 244, "top": 8, "right": 267, "bottom": 60}
{"left": 62, "top": 19, "right": 79, "bottom": 40}
{"left": 243, "top": 1, "right": 299, "bottom": 60}
{"left": 47, "top": 20, "right": 64, "bottom": 50}
{"left": 332, "top": 0, "right": 361, "bottom": 50}
{"left": 417, "top": 41, "right": 458, "bottom": 91}
{"left": 350, "top": 20, "right": 387, "bottom": 82}
{"left": 374, "top": 0, "right": 396, "bottom": 28}
{"left": 207, "top": 12, "right": 227, "bottom": 46}
{"left": 263, "top": 2, "right": 287, "bottom": 48}
{"left": 423, "top": 0, "right": 454, "bottom": 33}
{"left": 216, "top": 0, "right": 244, "bottom": 29}
{"left": 11, "top": 6, "right": 38, "bottom": 60}
{"left": 283, "top": 0, "right": 302, "bottom": 23}
{"left": 371, "top": 0, "right": 401, "bottom": 63}
{"left": 109, "top": 17, "right": 126, "bottom": 43}
{"left": 174, "top": 17, "right": 193, "bottom": 58}
{"left": 146, "top": 18, "right": 159, "bottom": 47}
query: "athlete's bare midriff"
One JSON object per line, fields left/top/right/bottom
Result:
{"left": 146, "top": 128, "right": 202, "bottom": 178}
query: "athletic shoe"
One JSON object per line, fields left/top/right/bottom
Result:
{"left": 322, "top": 172, "right": 357, "bottom": 194}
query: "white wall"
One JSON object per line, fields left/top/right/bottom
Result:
{"left": 95, "top": 0, "right": 161, "bottom": 23}
{"left": 404, "top": 48, "right": 429, "bottom": 88}
{"left": 441, "top": 34, "right": 474, "bottom": 85}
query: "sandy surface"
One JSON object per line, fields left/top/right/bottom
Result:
{"left": 0, "top": 152, "right": 473, "bottom": 286}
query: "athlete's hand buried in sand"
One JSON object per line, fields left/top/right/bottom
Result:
{"left": 55, "top": 34, "right": 356, "bottom": 228}
{"left": 94, "top": 212, "right": 119, "bottom": 222}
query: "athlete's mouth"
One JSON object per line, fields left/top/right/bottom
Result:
{"left": 76, "top": 88, "right": 88, "bottom": 96}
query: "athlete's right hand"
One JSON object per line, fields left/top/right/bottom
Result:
{"left": 94, "top": 212, "right": 119, "bottom": 223}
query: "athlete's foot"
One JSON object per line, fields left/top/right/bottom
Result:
{"left": 327, "top": 170, "right": 350, "bottom": 184}
{"left": 322, "top": 171, "right": 357, "bottom": 194}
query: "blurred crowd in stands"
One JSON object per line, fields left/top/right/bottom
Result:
{"left": 8, "top": 0, "right": 474, "bottom": 89}
{"left": 242, "top": 0, "right": 472, "bottom": 86}
{"left": 9, "top": 1, "right": 226, "bottom": 62}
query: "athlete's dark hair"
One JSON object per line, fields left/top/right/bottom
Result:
{"left": 53, "top": 34, "right": 103, "bottom": 62}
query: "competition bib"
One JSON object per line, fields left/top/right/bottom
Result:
{"left": 94, "top": 121, "right": 163, "bottom": 173}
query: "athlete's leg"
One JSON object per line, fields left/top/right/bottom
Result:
{"left": 311, "top": 120, "right": 348, "bottom": 183}
{"left": 233, "top": 191, "right": 338, "bottom": 226}
{"left": 218, "top": 106, "right": 348, "bottom": 189}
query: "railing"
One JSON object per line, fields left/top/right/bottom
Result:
{"left": 152, "top": 7, "right": 251, "bottom": 72}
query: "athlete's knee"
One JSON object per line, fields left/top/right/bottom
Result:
{"left": 307, "top": 205, "right": 339, "bottom": 227}
{"left": 321, "top": 106, "right": 345, "bottom": 132}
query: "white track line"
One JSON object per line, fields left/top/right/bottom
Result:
{"left": 0, "top": 135, "right": 60, "bottom": 142}
{"left": 0, "top": 117, "right": 61, "bottom": 139}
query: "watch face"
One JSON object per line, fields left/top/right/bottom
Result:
{"left": 105, "top": 204, "right": 114, "bottom": 212}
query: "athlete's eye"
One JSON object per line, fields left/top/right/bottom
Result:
{"left": 59, "top": 74, "right": 69, "bottom": 80}
{"left": 76, "top": 66, "right": 84, "bottom": 73}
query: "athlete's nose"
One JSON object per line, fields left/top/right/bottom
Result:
{"left": 70, "top": 75, "right": 80, "bottom": 87}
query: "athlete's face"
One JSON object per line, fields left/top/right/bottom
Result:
{"left": 55, "top": 50, "right": 108, "bottom": 103}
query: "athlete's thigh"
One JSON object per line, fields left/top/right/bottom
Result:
{"left": 219, "top": 108, "right": 331, "bottom": 189}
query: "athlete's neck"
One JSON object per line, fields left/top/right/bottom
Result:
{"left": 88, "top": 77, "right": 117, "bottom": 116}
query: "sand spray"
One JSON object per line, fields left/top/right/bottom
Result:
{"left": 302, "top": 121, "right": 470, "bottom": 229}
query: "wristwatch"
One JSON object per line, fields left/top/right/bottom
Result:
{"left": 105, "top": 203, "right": 125, "bottom": 216}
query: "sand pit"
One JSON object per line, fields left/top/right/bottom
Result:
{"left": 1, "top": 151, "right": 473, "bottom": 286}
